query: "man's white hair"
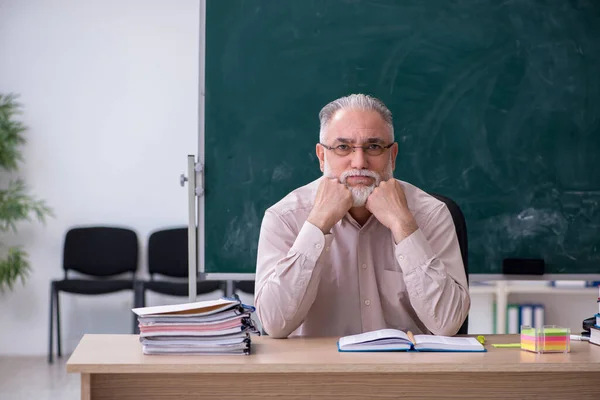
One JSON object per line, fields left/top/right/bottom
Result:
{"left": 318, "top": 94, "right": 394, "bottom": 143}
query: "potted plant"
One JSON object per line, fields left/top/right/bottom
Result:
{"left": 0, "top": 93, "right": 53, "bottom": 291}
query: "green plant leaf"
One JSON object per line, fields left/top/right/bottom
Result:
{"left": 0, "top": 247, "right": 30, "bottom": 292}
{"left": 0, "top": 179, "right": 54, "bottom": 233}
{"left": 0, "top": 94, "right": 27, "bottom": 172}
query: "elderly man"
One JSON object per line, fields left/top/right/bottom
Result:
{"left": 255, "top": 94, "right": 470, "bottom": 338}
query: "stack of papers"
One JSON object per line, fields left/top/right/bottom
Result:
{"left": 132, "top": 297, "right": 259, "bottom": 355}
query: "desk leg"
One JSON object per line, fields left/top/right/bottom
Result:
{"left": 81, "top": 373, "right": 91, "bottom": 400}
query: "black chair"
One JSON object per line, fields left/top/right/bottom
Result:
{"left": 430, "top": 193, "right": 469, "bottom": 335}
{"left": 233, "top": 281, "right": 255, "bottom": 296}
{"left": 49, "top": 227, "right": 139, "bottom": 363}
{"left": 134, "top": 227, "right": 224, "bottom": 331}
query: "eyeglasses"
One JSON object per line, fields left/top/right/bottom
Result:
{"left": 319, "top": 142, "right": 394, "bottom": 157}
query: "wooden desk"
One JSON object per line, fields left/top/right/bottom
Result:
{"left": 67, "top": 334, "right": 600, "bottom": 400}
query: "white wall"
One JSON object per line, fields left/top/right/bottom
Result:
{"left": 0, "top": 0, "right": 207, "bottom": 355}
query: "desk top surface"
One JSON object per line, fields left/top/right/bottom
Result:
{"left": 66, "top": 334, "right": 600, "bottom": 374}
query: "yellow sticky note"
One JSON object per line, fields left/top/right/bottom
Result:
{"left": 492, "top": 343, "right": 521, "bottom": 348}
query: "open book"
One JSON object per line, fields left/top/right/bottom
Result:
{"left": 338, "top": 329, "right": 485, "bottom": 352}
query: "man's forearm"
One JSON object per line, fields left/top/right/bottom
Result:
{"left": 390, "top": 213, "right": 419, "bottom": 244}
{"left": 306, "top": 212, "right": 336, "bottom": 234}
{"left": 255, "top": 220, "right": 333, "bottom": 338}
{"left": 403, "top": 263, "right": 470, "bottom": 336}
{"left": 255, "top": 262, "right": 323, "bottom": 338}
{"left": 395, "top": 227, "right": 470, "bottom": 336}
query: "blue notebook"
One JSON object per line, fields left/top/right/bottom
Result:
{"left": 337, "top": 329, "right": 486, "bottom": 352}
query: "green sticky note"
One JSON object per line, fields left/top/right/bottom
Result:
{"left": 492, "top": 343, "right": 521, "bottom": 348}
{"left": 542, "top": 328, "right": 569, "bottom": 336}
{"left": 521, "top": 328, "right": 537, "bottom": 336}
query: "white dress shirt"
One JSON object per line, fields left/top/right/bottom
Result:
{"left": 255, "top": 177, "right": 470, "bottom": 338}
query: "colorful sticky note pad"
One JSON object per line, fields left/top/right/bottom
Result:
{"left": 520, "top": 325, "right": 570, "bottom": 353}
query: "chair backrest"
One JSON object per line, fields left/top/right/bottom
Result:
{"left": 148, "top": 227, "right": 189, "bottom": 278}
{"left": 429, "top": 193, "right": 469, "bottom": 334}
{"left": 63, "top": 227, "right": 138, "bottom": 277}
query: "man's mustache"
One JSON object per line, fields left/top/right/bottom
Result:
{"left": 339, "top": 169, "right": 381, "bottom": 186}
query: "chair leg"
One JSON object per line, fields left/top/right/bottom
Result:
{"left": 140, "top": 286, "right": 146, "bottom": 308}
{"left": 135, "top": 283, "right": 146, "bottom": 334}
{"left": 133, "top": 285, "right": 137, "bottom": 334}
{"left": 55, "top": 288, "right": 62, "bottom": 358}
{"left": 133, "top": 283, "right": 142, "bottom": 334}
{"left": 134, "top": 281, "right": 141, "bottom": 308}
{"left": 48, "top": 282, "right": 54, "bottom": 364}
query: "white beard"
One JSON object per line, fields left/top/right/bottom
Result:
{"left": 323, "top": 161, "right": 393, "bottom": 207}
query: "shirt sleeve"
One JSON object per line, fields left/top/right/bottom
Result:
{"left": 254, "top": 209, "right": 334, "bottom": 338}
{"left": 394, "top": 203, "right": 471, "bottom": 336}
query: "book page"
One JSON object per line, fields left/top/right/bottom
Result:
{"left": 132, "top": 298, "right": 238, "bottom": 316}
{"left": 414, "top": 335, "right": 480, "bottom": 347}
{"left": 339, "top": 329, "right": 410, "bottom": 347}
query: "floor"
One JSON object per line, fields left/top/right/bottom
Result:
{"left": 0, "top": 355, "right": 79, "bottom": 400}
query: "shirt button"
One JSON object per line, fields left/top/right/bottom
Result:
{"left": 326, "top": 247, "right": 330, "bottom": 252}
{"left": 361, "top": 263, "right": 367, "bottom": 269}
{"left": 364, "top": 300, "right": 371, "bottom": 306}
{"left": 399, "top": 255, "right": 404, "bottom": 260}
{"left": 316, "top": 243, "right": 322, "bottom": 249}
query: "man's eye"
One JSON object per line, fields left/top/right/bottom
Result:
{"left": 336, "top": 144, "right": 350, "bottom": 151}
{"left": 367, "top": 144, "right": 383, "bottom": 150}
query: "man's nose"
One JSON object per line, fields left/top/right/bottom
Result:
{"left": 350, "top": 148, "right": 368, "bottom": 169}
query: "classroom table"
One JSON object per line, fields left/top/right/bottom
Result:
{"left": 66, "top": 334, "right": 600, "bottom": 400}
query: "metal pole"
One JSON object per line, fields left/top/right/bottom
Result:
{"left": 186, "top": 155, "right": 197, "bottom": 302}
{"left": 197, "top": 0, "right": 207, "bottom": 278}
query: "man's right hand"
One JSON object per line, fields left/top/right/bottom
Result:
{"left": 307, "top": 178, "right": 353, "bottom": 234}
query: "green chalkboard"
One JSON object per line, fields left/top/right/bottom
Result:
{"left": 204, "top": 0, "right": 600, "bottom": 275}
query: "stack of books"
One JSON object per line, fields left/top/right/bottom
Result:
{"left": 132, "top": 297, "right": 259, "bottom": 355}
{"left": 591, "top": 286, "right": 600, "bottom": 346}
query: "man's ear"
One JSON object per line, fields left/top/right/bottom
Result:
{"left": 391, "top": 142, "right": 398, "bottom": 171}
{"left": 316, "top": 143, "right": 325, "bottom": 172}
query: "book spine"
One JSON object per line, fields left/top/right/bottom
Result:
{"left": 492, "top": 302, "right": 497, "bottom": 334}
{"left": 507, "top": 304, "right": 520, "bottom": 334}
{"left": 520, "top": 305, "right": 533, "bottom": 330}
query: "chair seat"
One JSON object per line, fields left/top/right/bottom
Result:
{"left": 141, "top": 280, "right": 222, "bottom": 297}
{"left": 53, "top": 279, "right": 134, "bottom": 295}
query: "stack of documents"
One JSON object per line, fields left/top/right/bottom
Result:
{"left": 132, "top": 297, "right": 259, "bottom": 355}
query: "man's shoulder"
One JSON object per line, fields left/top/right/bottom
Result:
{"left": 266, "top": 178, "right": 320, "bottom": 218}
{"left": 399, "top": 179, "right": 447, "bottom": 219}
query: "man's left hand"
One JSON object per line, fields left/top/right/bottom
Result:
{"left": 365, "top": 179, "right": 418, "bottom": 243}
